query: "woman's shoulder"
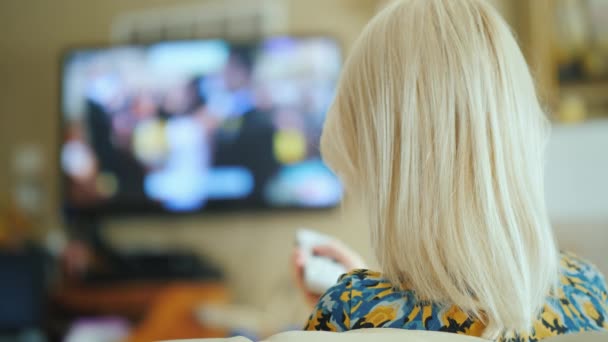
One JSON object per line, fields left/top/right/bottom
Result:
{"left": 559, "top": 251, "right": 607, "bottom": 293}
{"left": 560, "top": 251, "right": 605, "bottom": 274}
{"left": 338, "top": 269, "right": 421, "bottom": 316}
{"left": 309, "top": 269, "right": 486, "bottom": 334}
{"left": 338, "top": 269, "right": 402, "bottom": 296}
{"left": 339, "top": 269, "right": 386, "bottom": 282}
{"left": 316, "top": 269, "right": 400, "bottom": 307}
{"left": 307, "top": 257, "right": 608, "bottom": 334}
{"left": 547, "top": 251, "right": 608, "bottom": 335}
{"left": 305, "top": 269, "right": 418, "bottom": 332}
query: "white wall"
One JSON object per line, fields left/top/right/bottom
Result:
{"left": 546, "top": 120, "right": 608, "bottom": 224}
{"left": 546, "top": 120, "right": 608, "bottom": 275}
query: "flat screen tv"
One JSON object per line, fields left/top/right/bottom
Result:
{"left": 60, "top": 37, "right": 342, "bottom": 215}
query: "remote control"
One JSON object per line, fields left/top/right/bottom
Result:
{"left": 296, "top": 229, "right": 347, "bottom": 294}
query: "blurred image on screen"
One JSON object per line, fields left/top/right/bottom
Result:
{"left": 60, "top": 37, "right": 342, "bottom": 213}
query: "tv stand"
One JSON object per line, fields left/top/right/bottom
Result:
{"left": 65, "top": 214, "right": 223, "bottom": 284}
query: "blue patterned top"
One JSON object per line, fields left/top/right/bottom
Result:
{"left": 305, "top": 252, "right": 608, "bottom": 341}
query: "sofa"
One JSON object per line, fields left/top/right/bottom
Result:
{"left": 164, "top": 329, "right": 608, "bottom": 342}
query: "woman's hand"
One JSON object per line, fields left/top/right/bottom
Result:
{"left": 292, "top": 239, "right": 367, "bottom": 309}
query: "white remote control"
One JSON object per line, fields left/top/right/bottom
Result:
{"left": 296, "top": 229, "right": 347, "bottom": 294}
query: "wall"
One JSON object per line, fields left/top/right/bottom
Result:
{"left": 547, "top": 121, "right": 608, "bottom": 277}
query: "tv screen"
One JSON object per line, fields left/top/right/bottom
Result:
{"left": 60, "top": 37, "right": 342, "bottom": 214}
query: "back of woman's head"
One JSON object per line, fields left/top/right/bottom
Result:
{"left": 321, "top": 0, "right": 559, "bottom": 336}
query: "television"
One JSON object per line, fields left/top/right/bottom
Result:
{"left": 60, "top": 37, "right": 343, "bottom": 215}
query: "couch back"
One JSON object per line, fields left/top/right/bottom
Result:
{"left": 163, "top": 329, "right": 608, "bottom": 342}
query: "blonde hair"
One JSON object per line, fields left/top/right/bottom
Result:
{"left": 321, "top": 0, "right": 559, "bottom": 336}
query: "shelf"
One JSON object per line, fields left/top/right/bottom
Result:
{"left": 559, "top": 82, "right": 608, "bottom": 99}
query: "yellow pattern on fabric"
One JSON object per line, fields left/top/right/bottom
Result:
{"left": 305, "top": 253, "right": 608, "bottom": 341}
{"left": 364, "top": 305, "right": 399, "bottom": 326}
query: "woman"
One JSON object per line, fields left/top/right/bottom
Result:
{"left": 294, "top": 0, "right": 608, "bottom": 340}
